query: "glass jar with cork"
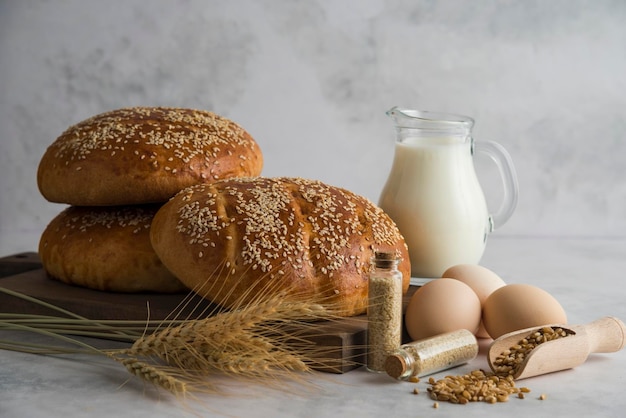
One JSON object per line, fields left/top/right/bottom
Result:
{"left": 366, "top": 251, "right": 403, "bottom": 372}
{"left": 384, "top": 329, "right": 479, "bottom": 380}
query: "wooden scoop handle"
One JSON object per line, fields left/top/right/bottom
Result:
{"left": 578, "top": 316, "right": 626, "bottom": 354}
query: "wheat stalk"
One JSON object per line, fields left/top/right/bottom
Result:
{"left": 0, "top": 275, "right": 354, "bottom": 399}
{"left": 112, "top": 289, "right": 338, "bottom": 382}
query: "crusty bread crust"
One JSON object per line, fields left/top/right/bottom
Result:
{"left": 150, "top": 177, "right": 410, "bottom": 316}
{"left": 39, "top": 205, "right": 187, "bottom": 293}
{"left": 37, "top": 107, "right": 263, "bottom": 206}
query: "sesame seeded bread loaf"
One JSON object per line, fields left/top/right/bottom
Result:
{"left": 150, "top": 177, "right": 411, "bottom": 317}
{"left": 37, "top": 107, "right": 263, "bottom": 206}
{"left": 39, "top": 205, "right": 187, "bottom": 293}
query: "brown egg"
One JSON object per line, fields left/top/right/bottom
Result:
{"left": 443, "top": 264, "right": 506, "bottom": 338}
{"left": 482, "top": 283, "right": 567, "bottom": 339}
{"left": 404, "top": 278, "right": 482, "bottom": 341}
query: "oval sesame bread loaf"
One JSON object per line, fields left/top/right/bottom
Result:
{"left": 37, "top": 107, "right": 263, "bottom": 206}
{"left": 39, "top": 205, "right": 187, "bottom": 293}
{"left": 150, "top": 177, "right": 410, "bottom": 316}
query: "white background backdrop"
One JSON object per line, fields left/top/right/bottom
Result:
{"left": 1, "top": 0, "right": 625, "bottom": 256}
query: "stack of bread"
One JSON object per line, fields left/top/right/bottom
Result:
{"left": 37, "top": 106, "right": 263, "bottom": 293}
{"left": 37, "top": 106, "right": 411, "bottom": 316}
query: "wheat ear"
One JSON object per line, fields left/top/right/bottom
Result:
{"left": 112, "top": 355, "right": 189, "bottom": 395}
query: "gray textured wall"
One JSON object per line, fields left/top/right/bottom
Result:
{"left": 1, "top": 0, "right": 625, "bottom": 255}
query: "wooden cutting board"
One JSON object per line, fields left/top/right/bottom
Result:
{"left": 0, "top": 252, "right": 417, "bottom": 374}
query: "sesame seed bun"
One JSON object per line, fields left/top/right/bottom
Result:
{"left": 39, "top": 205, "right": 187, "bottom": 293}
{"left": 150, "top": 177, "right": 411, "bottom": 317}
{"left": 37, "top": 107, "right": 263, "bottom": 206}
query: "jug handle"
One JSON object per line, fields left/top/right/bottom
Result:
{"left": 473, "top": 140, "right": 519, "bottom": 231}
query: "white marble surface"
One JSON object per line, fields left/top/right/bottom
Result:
{"left": 1, "top": 0, "right": 626, "bottom": 257}
{"left": 2, "top": 237, "right": 625, "bottom": 418}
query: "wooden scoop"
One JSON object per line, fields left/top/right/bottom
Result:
{"left": 487, "top": 316, "right": 626, "bottom": 380}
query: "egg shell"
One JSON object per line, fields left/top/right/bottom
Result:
{"left": 482, "top": 283, "right": 567, "bottom": 339}
{"left": 443, "top": 264, "right": 506, "bottom": 338}
{"left": 404, "top": 278, "right": 482, "bottom": 341}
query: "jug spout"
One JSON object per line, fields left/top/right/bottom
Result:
{"left": 386, "top": 107, "right": 474, "bottom": 134}
{"left": 386, "top": 106, "right": 414, "bottom": 125}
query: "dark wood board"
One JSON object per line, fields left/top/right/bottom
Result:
{"left": 0, "top": 253, "right": 220, "bottom": 320}
{"left": 1, "top": 252, "right": 401, "bottom": 373}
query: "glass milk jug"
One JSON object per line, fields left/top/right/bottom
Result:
{"left": 378, "top": 107, "right": 518, "bottom": 278}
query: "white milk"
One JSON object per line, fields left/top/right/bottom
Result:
{"left": 379, "top": 138, "right": 490, "bottom": 278}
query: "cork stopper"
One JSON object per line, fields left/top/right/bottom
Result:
{"left": 373, "top": 251, "right": 399, "bottom": 269}
{"left": 384, "top": 353, "right": 408, "bottom": 380}
{"left": 374, "top": 251, "right": 396, "bottom": 260}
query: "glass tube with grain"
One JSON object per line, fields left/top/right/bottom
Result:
{"left": 384, "top": 329, "right": 479, "bottom": 380}
{"left": 367, "top": 251, "right": 403, "bottom": 372}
